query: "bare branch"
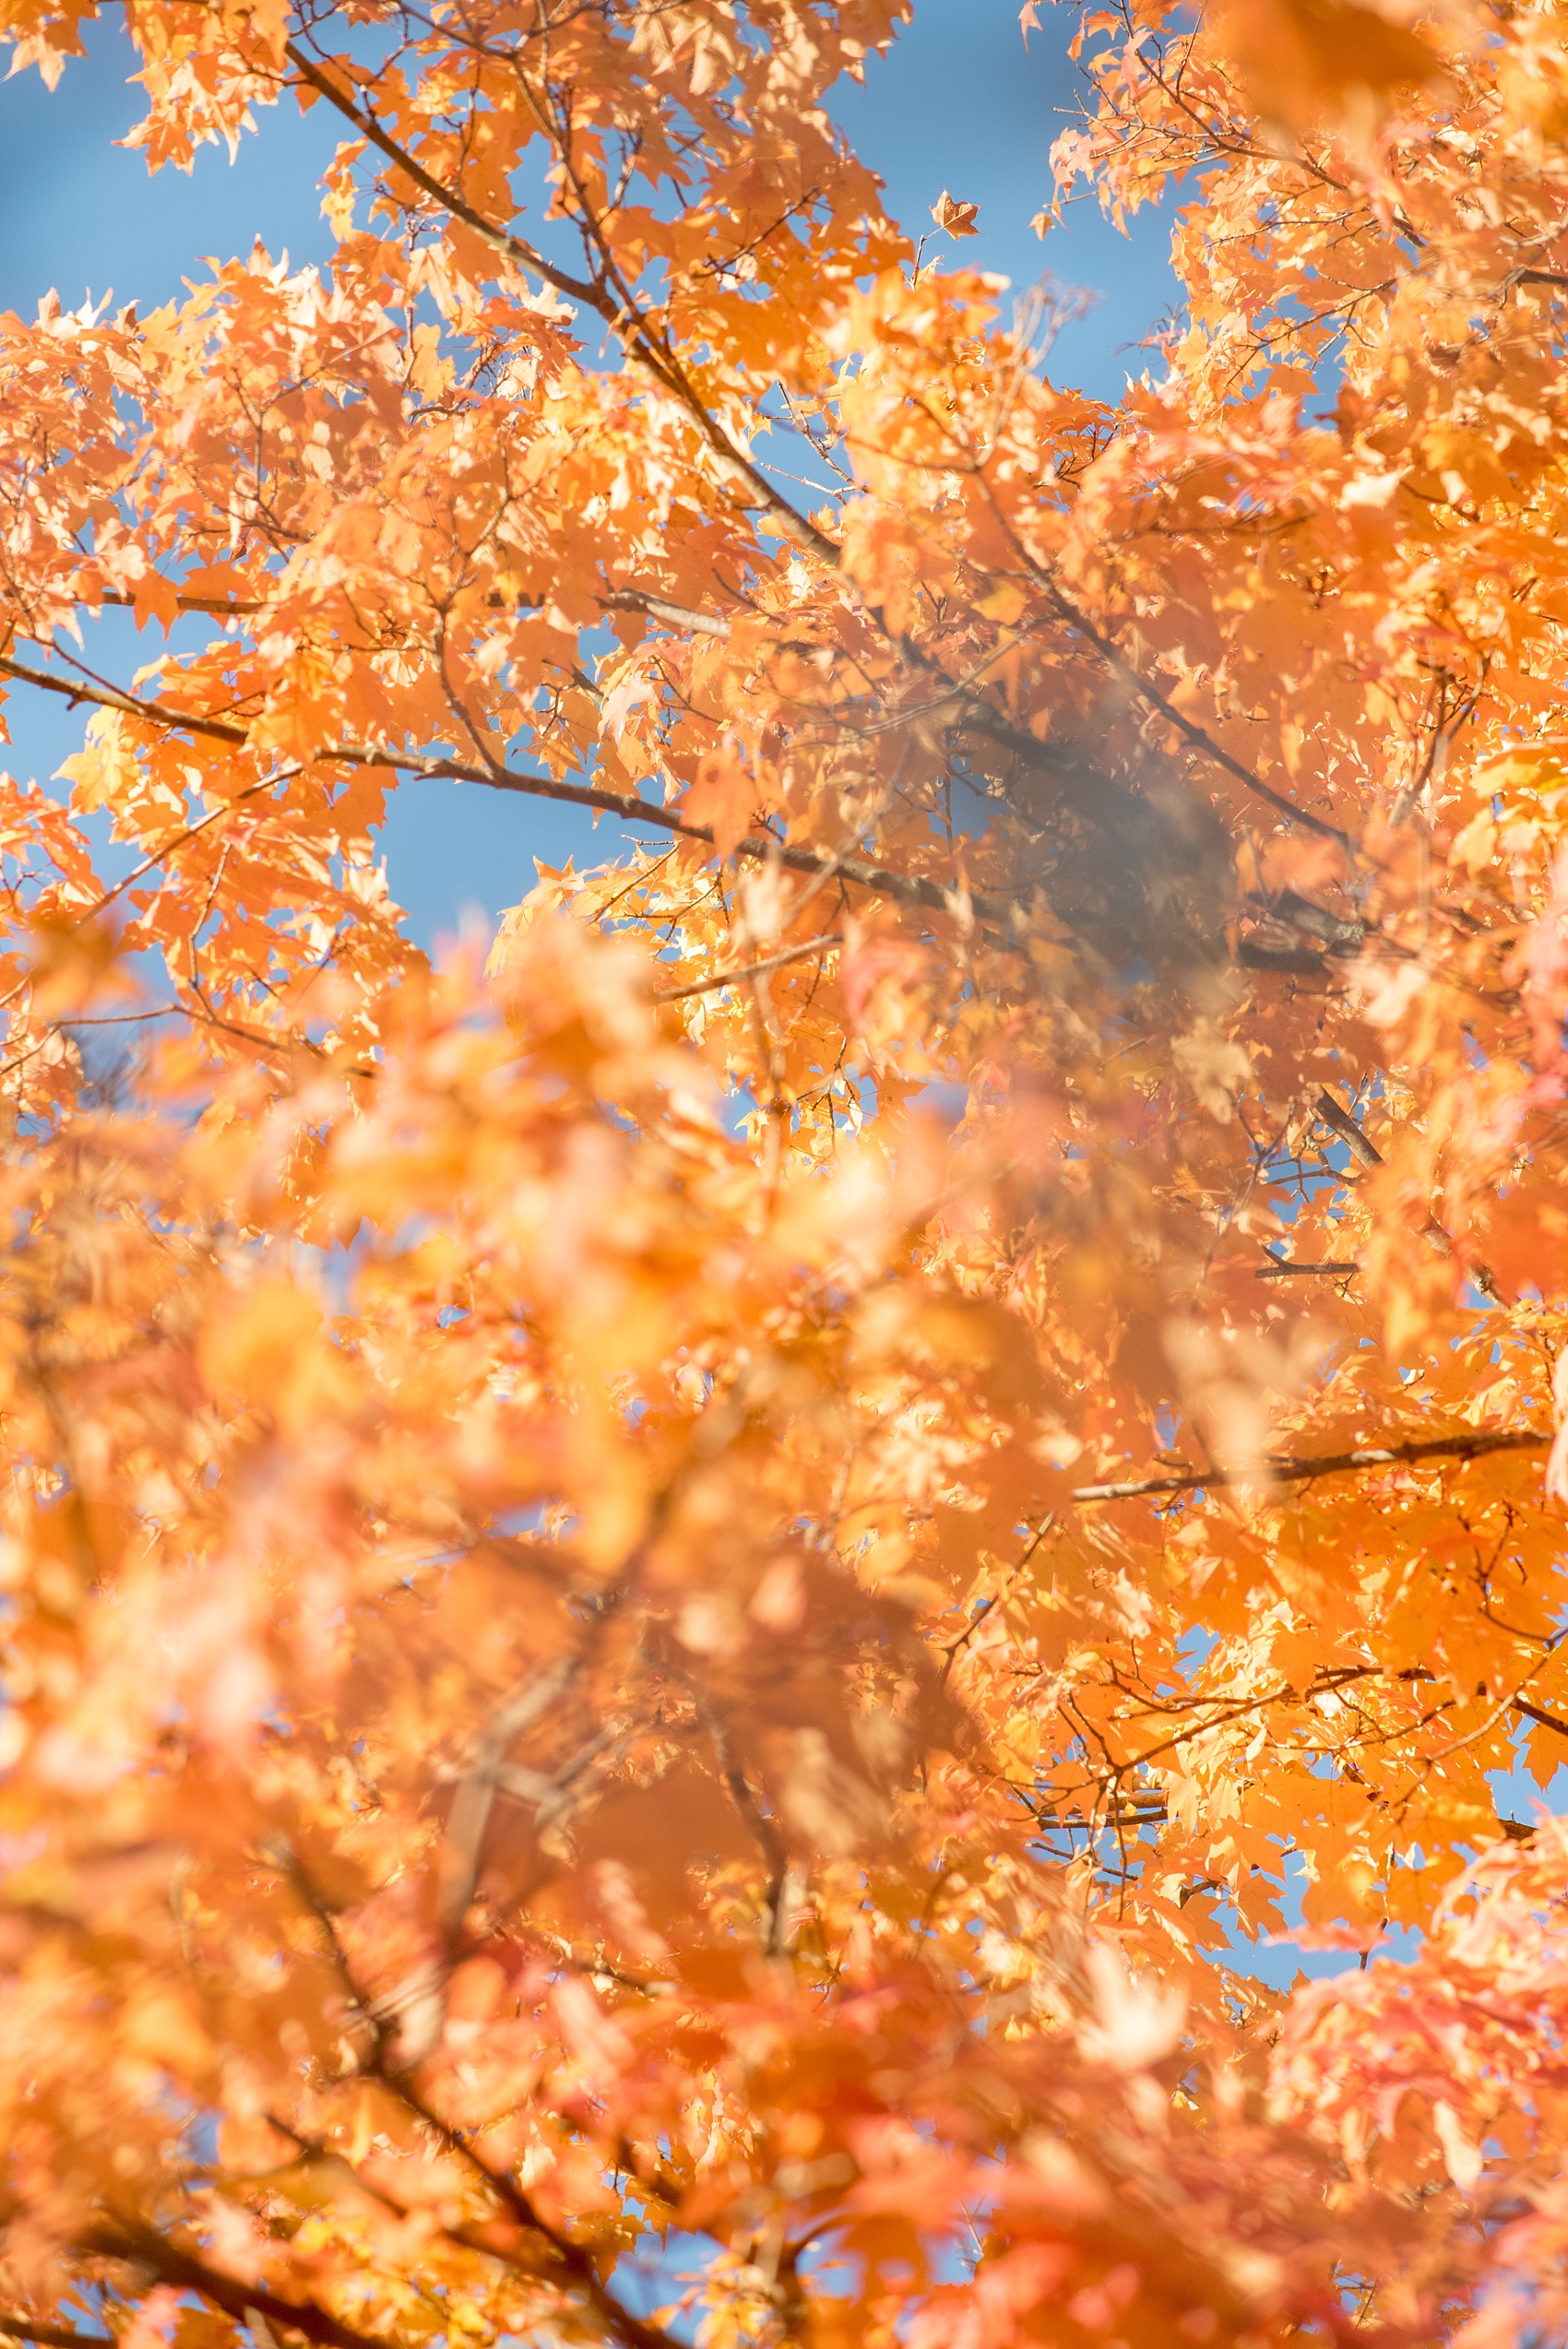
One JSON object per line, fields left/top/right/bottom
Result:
{"left": 1314, "top": 1087, "right": 1383, "bottom": 1170}
{"left": 600, "top": 589, "right": 734, "bottom": 639}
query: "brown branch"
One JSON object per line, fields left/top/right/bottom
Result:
{"left": 89, "top": 780, "right": 277, "bottom": 926}
{"left": 1051, "top": 1790, "right": 1540, "bottom": 1844}
{"left": 0, "top": 650, "right": 996, "bottom": 919}
{"left": 273, "top": 1822, "right": 683, "bottom": 2349}
{"left": 96, "top": 590, "right": 263, "bottom": 618}
{"left": 78, "top": 2220, "right": 390, "bottom": 2349}
{"left": 0, "top": 651, "right": 250, "bottom": 746}
{"left": 0, "top": 2320, "right": 106, "bottom": 2348}
{"left": 263, "top": 2108, "right": 621, "bottom": 2296}
{"left": 1034, "top": 576, "right": 1357, "bottom": 848}
{"left": 435, "top": 1656, "right": 580, "bottom": 1942}
{"left": 600, "top": 589, "right": 734, "bottom": 639}
{"left": 1514, "top": 1695, "right": 1568, "bottom": 1742}
{"left": 942, "top": 1514, "right": 1055, "bottom": 1685}
{"left": 1390, "top": 683, "right": 1483, "bottom": 829}
{"left": 1499, "top": 268, "right": 1568, "bottom": 299}
{"left": 283, "top": 42, "right": 598, "bottom": 311}
{"left": 1314, "top": 1086, "right": 1383, "bottom": 1169}
{"left": 702, "top": 1710, "right": 791, "bottom": 1954}
{"left": 1069, "top": 1428, "right": 1550, "bottom": 1504}
{"left": 1313, "top": 1086, "right": 1502, "bottom": 1299}
{"left": 1254, "top": 1260, "right": 1360, "bottom": 1280}
{"left": 280, "top": 44, "right": 835, "bottom": 564}
{"left": 387, "top": 2078, "right": 682, "bottom": 2349}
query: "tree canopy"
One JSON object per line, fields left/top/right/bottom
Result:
{"left": 0, "top": 0, "right": 1567, "bottom": 2343}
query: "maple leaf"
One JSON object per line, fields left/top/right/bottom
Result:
{"left": 930, "top": 190, "right": 980, "bottom": 237}
{"left": 1217, "top": 0, "right": 1445, "bottom": 138}
{"left": 681, "top": 747, "right": 755, "bottom": 860}
{"left": 599, "top": 669, "right": 654, "bottom": 744}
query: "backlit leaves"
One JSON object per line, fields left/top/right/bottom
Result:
{"left": 0, "top": 0, "right": 1566, "bottom": 2343}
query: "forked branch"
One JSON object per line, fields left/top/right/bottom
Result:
{"left": 280, "top": 42, "right": 835, "bottom": 564}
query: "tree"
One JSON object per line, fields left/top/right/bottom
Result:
{"left": 0, "top": 0, "right": 1566, "bottom": 2341}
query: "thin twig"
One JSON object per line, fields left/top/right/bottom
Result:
{"left": 655, "top": 934, "right": 841, "bottom": 1001}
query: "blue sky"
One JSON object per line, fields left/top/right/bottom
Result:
{"left": 0, "top": 0, "right": 1180, "bottom": 947}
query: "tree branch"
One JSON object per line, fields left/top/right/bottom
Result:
{"left": 1254, "top": 1260, "right": 1360, "bottom": 1280}
{"left": 1314, "top": 1086, "right": 1383, "bottom": 1170}
{"left": 96, "top": 590, "right": 262, "bottom": 618}
{"left": 599, "top": 588, "right": 735, "bottom": 639}
{"left": 280, "top": 44, "right": 836, "bottom": 564}
{"left": 0, "top": 651, "right": 250, "bottom": 746}
{"left": 1069, "top": 1428, "right": 1550, "bottom": 1504}
{"left": 1034, "top": 576, "right": 1357, "bottom": 848}
{"left": 1514, "top": 1694, "right": 1568, "bottom": 1742}
{"left": 272, "top": 1843, "right": 683, "bottom": 2349}
{"left": 654, "top": 933, "right": 841, "bottom": 1001}
{"left": 1499, "top": 267, "right": 1568, "bottom": 299}
{"left": 0, "top": 650, "right": 1000, "bottom": 919}
{"left": 282, "top": 41, "right": 599, "bottom": 310}
{"left": 387, "top": 2077, "right": 683, "bottom": 2349}
{"left": 0, "top": 2320, "right": 107, "bottom": 2348}
{"left": 78, "top": 2220, "right": 391, "bottom": 2349}
{"left": 1313, "top": 1086, "right": 1502, "bottom": 1300}
{"left": 435, "top": 1656, "right": 579, "bottom": 1942}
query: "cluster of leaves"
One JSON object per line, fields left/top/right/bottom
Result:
{"left": 1, "top": 0, "right": 1568, "bottom": 2343}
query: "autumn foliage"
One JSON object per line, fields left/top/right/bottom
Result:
{"left": 5, "top": 0, "right": 1568, "bottom": 2343}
